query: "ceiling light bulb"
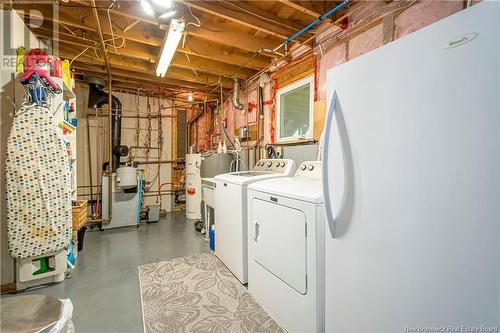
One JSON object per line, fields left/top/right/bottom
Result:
{"left": 141, "top": 0, "right": 155, "bottom": 17}
{"left": 188, "top": 93, "right": 194, "bottom": 102}
{"left": 159, "top": 10, "right": 177, "bottom": 19}
{"left": 152, "top": 0, "right": 173, "bottom": 8}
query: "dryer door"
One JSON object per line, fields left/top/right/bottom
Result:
{"left": 251, "top": 198, "right": 307, "bottom": 294}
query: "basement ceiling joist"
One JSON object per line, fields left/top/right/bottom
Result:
{"left": 9, "top": 0, "right": 350, "bottom": 95}
{"left": 72, "top": 61, "right": 230, "bottom": 94}
{"left": 41, "top": 28, "right": 257, "bottom": 80}
{"left": 276, "top": 0, "right": 326, "bottom": 19}
{"left": 175, "top": 0, "right": 306, "bottom": 41}
{"left": 17, "top": 6, "right": 274, "bottom": 69}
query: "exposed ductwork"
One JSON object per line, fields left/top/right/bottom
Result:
{"left": 87, "top": 76, "right": 126, "bottom": 173}
{"left": 232, "top": 78, "right": 245, "bottom": 110}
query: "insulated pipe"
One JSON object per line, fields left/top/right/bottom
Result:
{"left": 232, "top": 78, "right": 244, "bottom": 110}
{"left": 283, "top": 0, "right": 350, "bottom": 46}
{"left": 91, "top": 0, "right": 113, "bottom": 222}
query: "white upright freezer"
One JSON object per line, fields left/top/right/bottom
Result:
{"left": 323, "top": 2, "right": 499, "bottom": 332}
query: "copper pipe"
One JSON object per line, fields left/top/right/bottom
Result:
{"left": 157, "top": 91, "right": 162, "bottom": 208}
{"left": 129, "top": 146, "right": 161, "bottom": 150}
{"left": 91, "top": 0, "right": 112, "bottom": 222}
{"left": 164, "top": 99, "right": 219, "bottom": 110}
{"left": 92, "top": 113, "right": 173, "bottom": 119}
{"left": 143, "top": 193, "right": 175, "bottom": 198}
{"left": 86, "top": 114, "right": 94, "bottom": 214}
{"left": 134, "top": 160, "right": 182, "bottom": 165}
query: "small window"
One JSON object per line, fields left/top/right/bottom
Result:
{"left": 276, "top": 76, "right": 314, "bottom": 142}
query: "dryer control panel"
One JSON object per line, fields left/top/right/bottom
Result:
{"left": 295, "top": 161, "right": 322, "bottom": 179}
{"left": 254, "top": 159, "right": 295, "bottom": 174}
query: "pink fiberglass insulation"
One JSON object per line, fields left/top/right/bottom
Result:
{"left": 350, "top": 0, "right": 387, "bottom": 23}
{"left": 394, "top": 0, "right": 464, "bottom": 39}
{"left": 348, "top": 23, "right": 384, "bottom": 60}
{"left": 190, "top": 1, "right": 472, "bottom": 151}
{"left": 318, "top": 43, "right": 347, "bottom": 100}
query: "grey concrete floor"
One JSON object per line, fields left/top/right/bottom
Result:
{"left": 13, "top": 212, "right": 208, "bottom": 333}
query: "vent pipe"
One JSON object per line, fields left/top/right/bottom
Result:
{"left": 232, "top": 78, "right": 244, "bottom": 110}
{"left": 87, "top": 76, "right": 124, "bottom": 173}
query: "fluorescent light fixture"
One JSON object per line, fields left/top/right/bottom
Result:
{"left": 141, "top": 0, "right": 154, "bottom": 17}
{"left": 156, "top": 18, "right": 185, "bottom": 77}
{"left": 152, "top": 0, "right": 172, "bottom": 8}
{"left": 188, "top": 92, "right": 194, "bottom": 102}
{"left": 159, "top": 10, "right": 177, "bottom": 19}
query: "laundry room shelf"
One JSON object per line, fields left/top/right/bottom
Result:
{"left": 63, "top": 81, "right": 75, "bottom": 100}
{"left": 58, "top": 120, "right": 76, "bottom": 133}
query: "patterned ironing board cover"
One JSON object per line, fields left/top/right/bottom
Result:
{"left": 5, "top": 105, "right": 72, "bottom": 259}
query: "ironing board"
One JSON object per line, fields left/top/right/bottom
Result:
{"left": 5, "top": 105, "right": 72, "bottom": 259}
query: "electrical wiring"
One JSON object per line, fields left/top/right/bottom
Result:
{"left": 60, "top": 23, "right": 77, "bottom": 36}
{"left": 185, "top": 4, "right": 201, "bottom": 28}
{"left": 104, "top": 36, "right": 126, "bottom": 49}
{"left": 106, "top": 9, "right": 118, "bottom": 53}
{"left": 70, "top": 47, "right": 89, "bottom": 66}
{"left": 56, "top": 1, "right": 118, "bottom": 9}
{"left": 94, "top": 48, "right": 103, "bottom": 62}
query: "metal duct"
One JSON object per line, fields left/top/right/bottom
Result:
{"left": 232, "top": 78, "right": 244, "bottom": 110}
{"left": 87, "top": 76, "right": 124, "bottom": 173}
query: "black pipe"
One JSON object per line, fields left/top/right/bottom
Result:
{"left": 88, "top": 78, "right": 123, "bottom": 173}
{"left": 111, "top": 95, "right": 122, "bottom": 172}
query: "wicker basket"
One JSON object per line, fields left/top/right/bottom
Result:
{"left": 72, "top": 200, "right": 88, "bottom": 231}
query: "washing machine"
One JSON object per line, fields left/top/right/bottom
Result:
{"left": 214, "top": 159, "right": 296, "bottom": 284}
{"left": 247, "top": 161, "right": 324, "bottom": 333}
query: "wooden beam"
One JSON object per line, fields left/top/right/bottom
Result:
{"left": 277, "top": 0, "right": 323, "bottom": 18}
{"left": 68, "top": 53, "right": 234, "bottom": 89}
{"left": 172, "top": 53, "right": 256, "bottom": 79}
{"left": 167, "top": 66, "right": 233, "bottom": 88}
{"left": 61, "top": 2, "right": 284, "bottom": 56}
{"left": 32, "top": 26, "right": 157, "bottom": 62}
{"left": 54, "top": 34, "right": 256, "bottom": 80}
{"left": 184, "top": 17, "right": 280, "bottom": 55}
{"left": 71, "top": 61, "right": 231, "bottom": 93}
{"left": 220, "top": 0, "right": 306, "bottom": 33}
{"left": 56, "top": 44, "right": 225, "bottom": 91}
{"left": 176, "top": 0, "right": 297, "bottom": 40}
{"left": 382, "top": 12, "right": 395, "bottom": 44}
{"left": 177, "top": 36, "right": 271, "bottom": 70}
{"left": 19, "top": 6, "right": 272, "bottom": 69}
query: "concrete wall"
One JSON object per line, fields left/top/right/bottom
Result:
{"left": 1, "top": 10, "right": 46, "bottom": 286}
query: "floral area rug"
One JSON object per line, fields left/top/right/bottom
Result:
{"left": 138, "top": 252, "right": 285, "bottom": 333}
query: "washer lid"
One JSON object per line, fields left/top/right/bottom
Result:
{"left": 214, "top": 171, "right": 288, "bottom": 185}
{"left": 248, "top": 177, "right": 324, "bottom": 204}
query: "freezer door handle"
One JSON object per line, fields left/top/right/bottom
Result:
{"left": 322, "top": 91, "right": 354, "bottom": 238}
{"left": 253, "top": 221, "right": 260, "bottom": 242}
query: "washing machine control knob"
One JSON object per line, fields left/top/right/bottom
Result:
{"left": 308, "top": 165, "right": 315, "bottom": 171}
{"left": 301, "top": 164, "right": 307, "bottom": 171}
{"left": 280, "top": 162, "right": 286, "bottom": 167}
{"left": 267, "top": 161, "right": 273, "bottom": 167}
{"left": 275, "top": 162, "right": 280, "bottom": 167}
